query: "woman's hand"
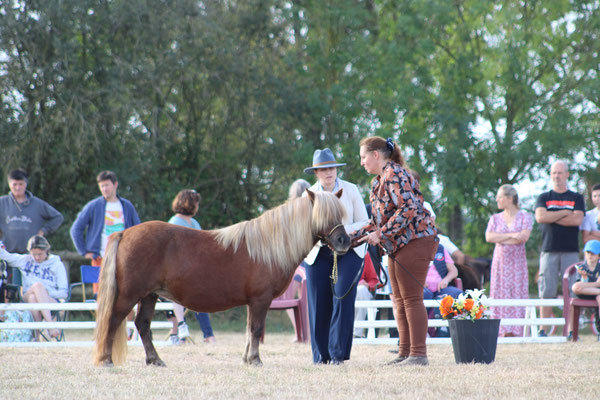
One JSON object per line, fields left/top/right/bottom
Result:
{"left": 358, "top": 230, "right": 381, "bottom": 246}
{"left": 437, "top": 280, "right": 449, "bottom": 292}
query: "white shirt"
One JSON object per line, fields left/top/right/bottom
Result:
{"left": 304, "top": 178, "right": 369, "bottom": 264}
{"left": 438, "top": 234, "right": 459, "bottom": 255}
{"left": 581, "top": 208, "right": 600, "bottom": 232}
{"left": 101, "top": 200, "right": 125, "bottom": 256}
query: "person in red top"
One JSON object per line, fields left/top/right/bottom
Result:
{"left": 353, "top": 253, "right": 379, "bottom": 338}
{"left": 352, "top": 136, "right": 437, "bottom": 366}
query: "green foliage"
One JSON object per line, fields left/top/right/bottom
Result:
{"left": 1, "top": 0, "right": 599, "bottom": 261}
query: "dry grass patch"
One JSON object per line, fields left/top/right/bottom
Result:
{"left": 0, "top": 331, "right": 597, "bottom": 399}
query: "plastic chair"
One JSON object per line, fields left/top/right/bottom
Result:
{"left": 562, "top": 263, "right": 598, "bottom": 340}
{"left": 454, "top": 277, "right": 463, "bottom": 291}
{"left": 69, "top": 265, "right": 100, "bottom": 303}
{"left": 263, "top": 266, "right": 309, "bottom": 343}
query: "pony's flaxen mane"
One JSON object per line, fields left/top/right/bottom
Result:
{"left": 214, "top": 191, "right": 346, "bottom": 273}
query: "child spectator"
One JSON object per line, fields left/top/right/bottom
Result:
{"left": 567, "top": 239, "right": 600, "bottom": 341}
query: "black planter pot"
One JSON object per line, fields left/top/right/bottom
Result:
{"left": 448, "top": 318, "right": 501, "bottom": 364}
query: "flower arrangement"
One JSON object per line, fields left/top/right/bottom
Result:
{"left": 440, "top": 289, "right": 488, "bottom": 321}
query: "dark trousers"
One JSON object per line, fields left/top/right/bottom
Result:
{"left": 194, "top": 312, "right": 214, "bottom": 338}
{"left": 305, "top": 247, "right": 362, "bottom": 364}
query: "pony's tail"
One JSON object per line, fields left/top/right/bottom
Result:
{"left": 93, "top": 232, "right": 127, "bottom": 366}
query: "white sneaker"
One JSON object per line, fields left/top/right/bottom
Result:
{"left": 177, "top": 322, "right": 190, "bottom": 340}
{"left": 168, "top": 334, "right": 180, "bottom": 346}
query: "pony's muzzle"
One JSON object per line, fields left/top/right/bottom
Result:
{"left": 327, "top": 225, "right": 350, "bottom": 255}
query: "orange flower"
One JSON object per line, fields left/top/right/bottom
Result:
{"left": 464, "top": 298, "right": 474, "bottom": 312}
{"left": 475, "top": 308, "right": 484, "bottom": 319}
{"left": 439, "top": 295, "right": 455, "bottom": 318}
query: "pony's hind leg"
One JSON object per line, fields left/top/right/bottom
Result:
{"left": 135, "top": 294, "right": 165, "bottom": 367}
{"left": 244, "top": 300, "right": 270, "bottom": 366}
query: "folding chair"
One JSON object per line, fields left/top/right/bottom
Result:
{"left": 4, "top": 266, "right": 23, "bottom": 301}
{"left": 70, "top": 265, "right": 100, "bottom": 303}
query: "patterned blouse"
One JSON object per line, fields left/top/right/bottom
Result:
{"left": 351, "top": 161, "right": 437, "bottom": 254}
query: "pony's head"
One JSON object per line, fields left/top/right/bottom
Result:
{"left": 306, "top": 189, "right": 350, "bottom": 255}
{"left": 214, "top": 188, "right": 351, "bottom": 273}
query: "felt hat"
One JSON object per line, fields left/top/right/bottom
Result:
{"left": 303, "top": 148, "right": 346, "bottom": 174}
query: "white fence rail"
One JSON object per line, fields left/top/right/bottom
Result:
{"left": 353, "top": 298, "right": 567, "bottom": 344}
{"left": 0, "top": 299, "right": 568, "bottom": 347}
{"left": 0, "top": 302, "right": 174, "bottom": 347}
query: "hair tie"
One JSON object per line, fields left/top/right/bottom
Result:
{"left": 386, "top": 138, "right": 395, "bottom": 153}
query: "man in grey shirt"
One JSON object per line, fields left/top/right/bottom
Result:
{"left": 0, "top": 169, "right": 63, "bottom": 253}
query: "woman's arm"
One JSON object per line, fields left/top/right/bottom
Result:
{"left": 344, "top": 183, "right": 370, "bottom": 233}
{"left": 485, "top": 231, "right": 513, "bottom": 244}
{"left": 486, "top": 229, "right": 531, "bottom": 245}
{"left": 0, "top": 245, "right": 28, "bottom": 269}
{"left": 438, "top": 250, "right": 459, "bottom": 291}
{"left": 49, "top": 259, "right": 69, "bottom": 300}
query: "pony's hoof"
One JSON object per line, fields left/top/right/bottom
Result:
{"left": 247, "top": 358, "right": 263, "bottom": 367}
{"left": 100, "top": 360, "right": 114, "bottom": 368}
{"left": 146, "top": 358, "right": 166, "bottom": 367}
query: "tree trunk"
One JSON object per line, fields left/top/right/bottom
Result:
{"left": 448, "top": 204, "right": 464, "bottom": 245}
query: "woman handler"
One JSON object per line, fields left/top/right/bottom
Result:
{"left": 352, "top": 137, "right": 437, "bottom": 366}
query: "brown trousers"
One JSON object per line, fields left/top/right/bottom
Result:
{"left": 388, "top": 235, "right": 438, "bottom": 357}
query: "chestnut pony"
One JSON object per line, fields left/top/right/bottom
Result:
{"left": 93, "top": 190, "right": 350, "bottom": 367}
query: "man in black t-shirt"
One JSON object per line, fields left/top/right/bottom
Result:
{"left": 535, "top": 160, "right": 585, "bottom": 336}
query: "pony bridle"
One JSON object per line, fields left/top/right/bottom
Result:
{"left": 316, "top": 224, "right": 344, "bottom": 246}
{"left": 316, "top": 224, "right": 345, "bottom": 284}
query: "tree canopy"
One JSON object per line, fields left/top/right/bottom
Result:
{"left": 1, "top": 0, "right": 599, "bottom": 256}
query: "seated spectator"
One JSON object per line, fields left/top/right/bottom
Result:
{"left": 423, "top": 243, "right": 462, "bottom": 338}
{"left": 581, "top": 183, "right": 600, "bottom": 245}
{"left": 422, "top": 202, "right": 468, "bottom": 266}
{"left": 423, "top": 243, "right": 462, "bottom": 301}
{"left": 353, "top": 253, "right": 379, "bottom": 338}
{"left": 0, "top": 235, "right": 68, "bottom": 340}
{"left": 0, "top": 285, "right": 34, "bottom": 342}
{"left": 567, "top": 240, "right": 600, "bottom": 341}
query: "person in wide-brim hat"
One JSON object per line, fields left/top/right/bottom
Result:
{"left": 301, "top": 147, "right": 369, "bottom": 365}
{"left": 304, "top": 148, "right": 346, "bottom": 174}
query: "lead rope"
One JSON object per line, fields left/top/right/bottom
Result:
{"left": 330, "top": 252, "right": 338, "bottom": 284}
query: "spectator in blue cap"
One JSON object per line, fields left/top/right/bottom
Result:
{"left": 567, "top": 239, "right": 600, "bottom": 341}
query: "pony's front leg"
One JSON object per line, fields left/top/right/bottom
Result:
{"left": 243, "top": 301, "right": 270, "bottom": 366}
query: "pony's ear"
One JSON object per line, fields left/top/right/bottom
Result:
{"left": 306, "top": 189, "right": 316, "bottom": 203}
{"left": 334, "top": 188, "right": 343, "bottom": 199}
